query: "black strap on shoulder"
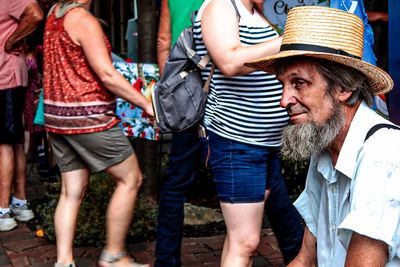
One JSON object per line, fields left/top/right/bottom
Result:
{"left": 191, "top": 11, "right": 198, "bottom": 26}
{"left": 364, "top": 123, "right": 400, "bottom": 142}
{"left": 230, "top": 0, "right": 241, "bottom": 21}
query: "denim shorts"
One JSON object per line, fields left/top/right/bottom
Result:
{"left": 208, "top": 131, "right": 278, "bottom": 203}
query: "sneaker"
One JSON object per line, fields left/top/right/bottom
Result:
{"left": 10, "top": 204, "right": 35, "bottom": 222}
{"left": 0, "top": 213, "right": 17, "bottom": 231}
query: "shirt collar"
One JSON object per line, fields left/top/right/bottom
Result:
{"left": 335, "top": 101, "right": 386, "bottom": 179}
{"left": 316, "top": 151, "right": 338, "bottom": 184}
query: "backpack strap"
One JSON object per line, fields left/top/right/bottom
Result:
{"left": 200, "top": 0, "right": 238, "bottom": 92}
{"left": 181, "top": 30, "right": 211, "bottom": 70}
{"left": 188, "top": 0, "right": 239, "bottom": 93}
{"left": 229, "top": 0, "right": 241, "bottom": 21}
{"left": 364, "top": 123, "right": 400, "bottom": 142}
{"left": 203, "top": 63, "right": 216, "bottom": 93}
{"left": 197, "top": 54, "right": 211, "bottom": 70}
{"left": 185, "top": 11, "right": 211, "bottom": 69}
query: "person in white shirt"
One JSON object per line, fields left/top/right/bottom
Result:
{"left": 247, "top": 6, "right": 399, "bottom": 267}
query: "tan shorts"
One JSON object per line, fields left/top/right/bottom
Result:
{"left": 48, "top": 124, "right": 134, "bottom": 173}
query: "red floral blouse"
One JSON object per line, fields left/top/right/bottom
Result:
{"left": 43, "top": 6, "right": 118, "bottom": 134}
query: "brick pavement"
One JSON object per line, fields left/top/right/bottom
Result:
{"left": 0, "top": 169, "right": 284, "bottom": 267}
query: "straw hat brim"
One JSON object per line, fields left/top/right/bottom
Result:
{"left": 245, "top": 50, "right": 393, "bottom": 95}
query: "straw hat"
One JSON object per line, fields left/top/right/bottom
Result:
{"left": 245, "top": 6, "right": 393, "bottom": 95}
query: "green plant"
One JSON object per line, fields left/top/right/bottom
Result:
{"left": 35, "top": 172, "right": 157, "bottom": 247}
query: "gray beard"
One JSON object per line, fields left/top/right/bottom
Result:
{"left": 281, "top": 106, "right": 345, "bottom": 161}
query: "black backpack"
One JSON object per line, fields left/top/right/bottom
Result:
{"left": 152, "top": 13, "right": 214, "bottom": 133}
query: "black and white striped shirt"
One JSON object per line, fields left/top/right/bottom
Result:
{"left": 194, "top": 0, "right": 289, "bottom": 147}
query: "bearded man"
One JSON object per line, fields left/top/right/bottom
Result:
{"left": 246, "top": 6, "right": 400, "bottom": 267}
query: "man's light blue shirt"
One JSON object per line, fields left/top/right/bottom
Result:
{"left": 294, "top": 102, "right": 400, "bottom": 266}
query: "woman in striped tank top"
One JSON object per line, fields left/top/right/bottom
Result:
{"left": 194, "top": 0, "right": 292, "bottom": 266}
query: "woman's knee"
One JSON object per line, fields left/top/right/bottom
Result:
{"left": 243, "top": 237, "right": 260, "bottom": 255}
{"left": 130, "top": 172, "right": 143, "bottom": 190}
{"left": 107, "top": 155, "right": 144, "bottom": 191}
{"left": 116, "top": 171, "right": 143, "bottom": 191}
{"left": 61, "top": 183, "right": 88, "bottom": 201}
{"left": 230, "top": 234, "right": 260, "bottom": 256}
{"left": 59, "top": 169, "right": 90, "bottom": 200}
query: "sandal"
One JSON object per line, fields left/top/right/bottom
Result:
{"left": 54, "top": 262, "right": 76, "bottom": 267}
{"left": 98, "top": 250, "right": 149, "bottom": 267}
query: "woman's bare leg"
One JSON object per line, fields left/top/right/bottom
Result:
{"left": 55, "top": 168, "right": 90, "bottom": 264}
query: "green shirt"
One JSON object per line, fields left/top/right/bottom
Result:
{"left": 169, "top": 0, "right": 203, "bottom": 45}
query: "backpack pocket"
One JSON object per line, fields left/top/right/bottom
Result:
{"left": 155, "top": 69, "right": 207, "bottom": 132}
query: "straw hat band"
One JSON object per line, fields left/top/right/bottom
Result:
{"left": 280, "top": 44, "right": 362, "bottom": 60}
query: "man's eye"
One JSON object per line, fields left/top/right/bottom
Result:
{"left": 293, "top": 79, "right": 305, "bottom": 87}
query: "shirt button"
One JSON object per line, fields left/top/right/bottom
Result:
{"left": 331, "top": 187, "right": 336, "bottom": 193}
{"left": 331, "top": 224, "right": 336, "bottom": 231}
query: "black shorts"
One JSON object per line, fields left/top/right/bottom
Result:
{"left": 0, "top": 87, "right": 26, "bottom": 144}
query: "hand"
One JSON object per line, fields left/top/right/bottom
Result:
{"left": 143, "top": 101, "right": 154, "bottom": 117}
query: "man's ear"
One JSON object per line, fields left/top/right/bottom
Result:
{"left": 336, "top": 89, "right": 353, "bottom": 103}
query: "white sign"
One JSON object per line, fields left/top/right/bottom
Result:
{"left": 263, "top": 0, "right": 329, "bottom": 33}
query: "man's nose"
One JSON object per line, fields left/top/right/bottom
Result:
{"left": 280, "top": 87, "right": 296, "bottom": 109}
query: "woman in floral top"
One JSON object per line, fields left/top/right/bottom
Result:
{"left": 43, "top": 0, "right": 153, "bottom": 266}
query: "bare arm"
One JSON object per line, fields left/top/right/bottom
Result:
{"left": 64, "top": 9, "right": 154, "bottom": 116}
{"left": 288, "top": 226, "right": 317, "bottom": 267}
{"left": 157, "top": 0, "right": 171, "bottom": 76}
{"left": 366, "top": 11, "right": 388, "bottom": 22}
{"left": 5, "top": 2, "right": 43, "bottom": 54}
{"left": 345, "top": 232, "right": 388, "bottom": 267}
{"left": 201, "top": 0, "right": 281, "bottom": 77}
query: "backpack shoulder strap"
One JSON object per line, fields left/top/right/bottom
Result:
{"left": 203, "top": 62, "right": 215, "bottom": 93}
{"left": 364, "top": 123, "right": 400, "bottom": 142}
{"left": 229, "top": 0, "right": 241, "bottom": 21}
{"left": 191, "top": 10, "right": 198, "bottom": 26}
